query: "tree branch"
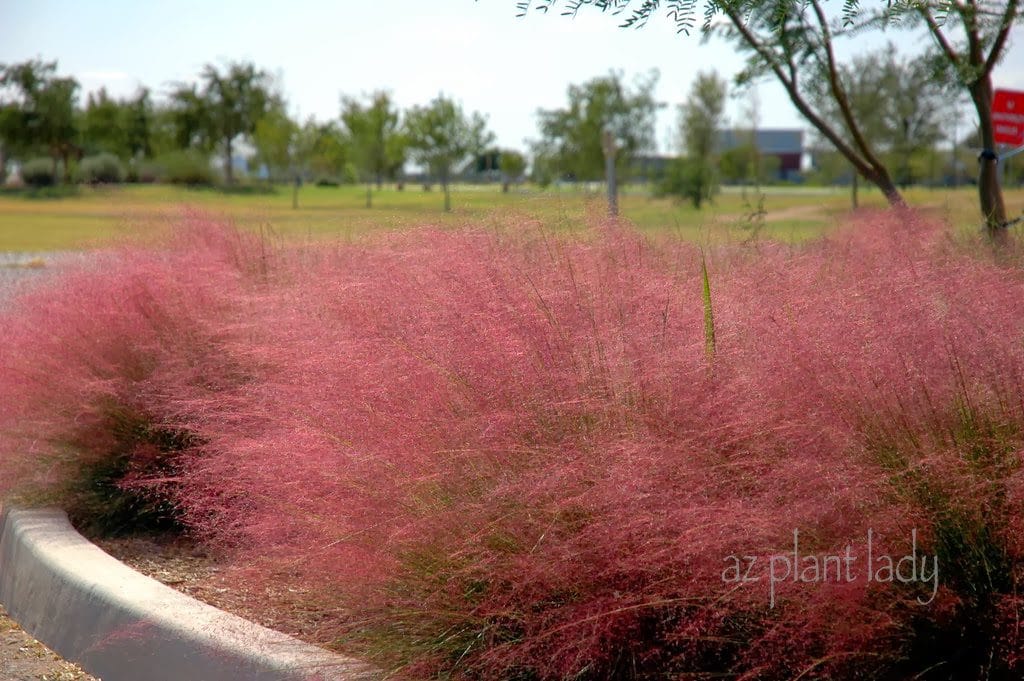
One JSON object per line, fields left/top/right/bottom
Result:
{"left": 957, "top": 0, "right": 984, "bottom": 70}
{"left": 983, "top": 0, "right": 1019, "bottom": 76}
{"left": 809, "top": 0, "right": 881, "bottom": 169}
{"left": 722, "top": 5, "right": 874, "bottom": 179}
{"left": 919, "top": 7, "right": 962, "bottom": 68}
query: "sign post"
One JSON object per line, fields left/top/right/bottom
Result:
{"left": 993, "top": 89, "right": 1024, "bottom": 193}
{"left": 993, "top": 89, "right": 1024, "bottom": 149}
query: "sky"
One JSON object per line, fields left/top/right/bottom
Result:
{"left": 2, "top": 0, "right": 1024, "bottom": 154}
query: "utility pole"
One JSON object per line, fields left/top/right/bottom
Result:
{"left": 602, "top": 127, "right": 618, "bottom": 217}
{"left": 951, "top": 107, "right": 959, "bottom": 188}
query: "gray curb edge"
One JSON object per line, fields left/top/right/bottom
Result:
{"left": 0, "top": 506, "right": 383, "bottom": 681}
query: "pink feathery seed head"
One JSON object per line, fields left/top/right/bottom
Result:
{"left": 2, "top": 211, "right": 1024, "bottom": 677}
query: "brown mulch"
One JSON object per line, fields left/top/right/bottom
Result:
{"left": 90, "top": 536, "right": 331, "bottom": 644}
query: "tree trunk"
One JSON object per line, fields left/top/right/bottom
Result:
{"left": 376, "top": 172, "right": 383, "bottom": 191}
{"left": 50, "top": 154, "right": 59, "bottom": 185}
{"left": 970, "top": 81, "right": 1011, "bottom": 240}
{"left": 851, "top": 169, "right": 858, "bottom": 209}
{"left": 971, "top": 77, "right": 1008, "bottom": 239}
{"left": 224, "top": 138, "right": 234, "bottom": 185}
{"left": 502, "top": 180, "right": 510, "bottom": 193}
{"left": 366, "top": 185, "right": 373, "bottom": 208}
{"left": 61, "top": 150, "right": 72, "bottom": 184}
{"left": 978, "top": 154, "right": 1006, "bottom": 235}
{"left": 863, "top": 166, "right": 902, "bottom": 208}
{"left": 442, "top": 168, "right": 451, "bottom": 212}
{"left": 603, "top": 130, "right": 618, "bottom": 217}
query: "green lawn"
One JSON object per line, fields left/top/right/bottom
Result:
{"left": 0, "top": 182, "right": 1020, "bottom": 251}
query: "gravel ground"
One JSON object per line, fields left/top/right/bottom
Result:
{"left": 0, "top": 606, "right": 96, "bottom": 681}
{"left": 0, "top": 252, "right": 91, "bottom": 310}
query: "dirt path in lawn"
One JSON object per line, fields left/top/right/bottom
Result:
{"left": 712, "top": 202, "right": 829, "bottom": 225}
{"left": 719, "top": 198, "right": 983, "bottom": 228}
{"left": 0, "top": 606, "right": 96, "bottom": 681}
{"left": 763, "top": 204, "right": 831, "bottom": 222}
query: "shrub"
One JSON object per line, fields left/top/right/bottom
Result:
{"left": 657, "top": 157, "right": 717, "bottom": 208}
{"left": 133, "top": 159, "right": 162, "bottom": 184}
{"left": 150, "top": 150, "right": 217, "bottom": 186}
{"left": 20, "top": 157, "right": 57, "bottom": 188}
{"left": 216, "top": 183, "right": 276, "bottom": 196}
{"left": 2, "top": 212, "right": 1024, "bottom": 678}
{"left": 77, "top": 153, "right": 124, "bottom": 184}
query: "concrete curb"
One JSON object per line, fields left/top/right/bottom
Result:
{"left": 0, "top": 506, "right": 383, "bottom": 681}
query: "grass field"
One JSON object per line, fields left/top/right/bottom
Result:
{"left": 0, "top": 182, "right": 1022, "bottom": 251}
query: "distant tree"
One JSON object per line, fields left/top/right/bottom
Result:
{"left": 0, "top": 60, "right": 79, "bottom": 183}
{"left": 81, "top": 88, "right": 126, "bottom": 157}
{"left": 534, "top": 70, "right": 660, "bottom": 181}
{"left": 0, "top": 60, "right": 49, "bottom": 180}
{"left": 404, "top": 94, "right": 494, "bottom": 212}
{"left": 123, "top": 88, "right": 154, "bottom": 160}
{"left": 514, "top": 0, "right": 1021, "bottom": 238}
{"left": 529, "top": 143, "right": 558, "bottom": 187}
{"left": 666, "top": 71, "right": 727, "bottom": 208}
{"left": 295, "top": 118, "right": 352, "bottom": 182}
{"left": 0, "top": 60, "right": 50, "bottom": 165}
{"left": 514, "top": 2, "right": 906, "bottom": 206}
{"left": 35, "top": 77, "right": 78, "bottom": 183}
{"left": 887, "top": 60, "right": 950, "bottom": 189}
{"left": 719, "top": 143, "right": 757, "bottom": 185}
{"left": 739, "top": 86, "right": 763, "bottom": 186}
{"left": 196, "top": 61, "right": 276, "bottom": 184}
{"left": 660, "top": 158, "right": 716, "bottom": 209}
{"left": 252, "top": 105, "right": 299, "bottom": 182}
{"left": 499, "top": 149, "right": 527, "bottom": 192}
{"left": 682, "top": 72, "right": 727, "bottom": 163}
{"left": 807, "top": 145, "right": 856, "bottom": 185}
{"left": 166, "top": 82, "right": 213, "bottom": 153}
{"left": 805, "top": 48, "right": 952, "bottom": 190}
{"left": 146, "top": 102, "right": 186, "bottom": 159}
{"left": 341, "top": 91, "right": 407, "bottom": 206}
{"left": 475, "top": 148, "right": 503, "bottom": 177}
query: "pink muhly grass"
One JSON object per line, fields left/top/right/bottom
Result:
{"left": 1, "top": 211, "right": 1023, "bottom": 678}
{"left": 0, "top": 217, "right": 269, "bottom": 531}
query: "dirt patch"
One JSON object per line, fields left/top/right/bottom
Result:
{"left": 713, "top": 202, "right": 830, "bottom": 225}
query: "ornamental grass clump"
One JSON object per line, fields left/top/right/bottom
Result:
{"left": 1, "top": 210, "right": 1023, "bottom": 678}
{"left": 0, "top": 215, "right": 270, "bottom": 533}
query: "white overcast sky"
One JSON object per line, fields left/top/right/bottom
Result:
{"left": 2, "top": 0, "right": 1023, "bottom": 152}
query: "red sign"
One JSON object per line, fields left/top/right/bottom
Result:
{"left": 993, "top": 89, "right": 1024, "bottom": 147}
